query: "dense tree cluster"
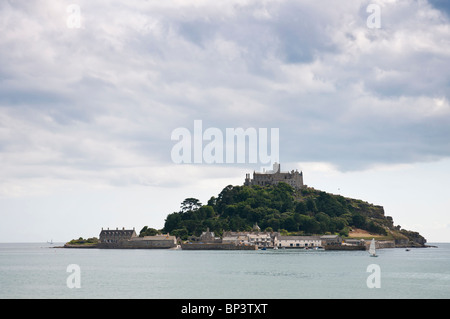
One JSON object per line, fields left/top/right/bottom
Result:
{"left": 139, "top": 226, "right": 161, "bottom": 237}
{"left": 66, "top": 237, "right": 98, "bottom": 245}
{"left": 161, "top": 183, "right": 390, "bottom": 240}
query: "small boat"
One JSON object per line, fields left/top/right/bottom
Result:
{"left": 406, "top": 248, "right": 410, "bottom": 251}
{"left": 368, "top": 238, "right": 378, "bottom": 257}
{"left": 260, "top": 247, "right": 266, "bottom": 250}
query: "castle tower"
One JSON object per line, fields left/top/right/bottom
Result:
{"left": 243, "top": 163, "right": 305, "bottom": 189}
{"left": 244, "top": 173, "right": 251, "bottom": 186}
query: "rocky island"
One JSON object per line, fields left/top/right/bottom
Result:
{"left": 65, "top": 164, "right": 427, "bottom": 250}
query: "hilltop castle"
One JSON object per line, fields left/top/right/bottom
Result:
{"left": 244, "top": 162, "right": 304, "bottom": 189}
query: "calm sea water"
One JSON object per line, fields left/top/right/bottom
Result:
{"left": 0, "top": 242, "right": 449, "bottom": 299}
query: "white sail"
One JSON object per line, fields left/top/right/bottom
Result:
{"left": 369, "top": 238, "right": 376, "bottom": 256}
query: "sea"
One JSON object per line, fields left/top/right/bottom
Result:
{"left": 0, "top": 242, "right": 449, "bottom": 299}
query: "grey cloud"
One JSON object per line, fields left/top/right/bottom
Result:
{"left": 429, "top": 0, "right": 450, "bottom": 16}
{"left": 1, "top": 0, "right": 450, "bottom": 190}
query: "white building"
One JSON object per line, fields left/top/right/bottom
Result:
{"left": 275, "top": 236, "right": 322, "bottom": 248}
{"left": 248, "top": 233, "right": 272, "bottom": 247}
{"left": 222, "top": 234, "right": 250, "bottom": 245}
{"left": 222, "top": 230, "right": 276, "bottom": 247}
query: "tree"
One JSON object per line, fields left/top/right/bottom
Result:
{"left": 283, "top": 216, "right": 298, "bottom": 232}
{"left": 207, "top": 196, "right": 217, "bottom": 207}
{"left": 331, "top": 217, "right": 349, "bottom": 233}
{"left": 156, "top": 182, "right": 408, "bottom": 240}
{"left": 295, "top": 201, "right": 307, "bottom": 215}
{"left": 316, "top": 191, "right": 347, "bottom": 217}
{"left": 339, "top": 227, "right": 349, "bottom": 237}
{"left": 180, "top": 198, "right": 202, "bottom": 213}
{"left": 139, "top": 226, "right": 161, "bottom": 237}
{"left": 172, "top": 228, "right": 188, "bottom": 240}
{"left": 298, "top": 215, "right": 320, "bottom": 234}
{"left": 198, "top": 205, "right": 215, "bottom": 219}
{"left": 315, "top": 212, "right": 331, "bottom": 233}
{"left": 264, "top": 217, "right": 280, "bottom": 231}
{"left": 352, "top": 214, "right": 366, "bottom": 228}
{"left": 163, "top": 213, "right": 182, "bottom": 233}
{"left": 367, "top": 221, "right": 387, "bottom": 235}
{"left": 306, "top": 198, "right": 318, "bottom": 213}
{"left": 271, "top": 183, "right": 295, "bottom": 212}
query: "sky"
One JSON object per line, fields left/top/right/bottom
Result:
{"left": 1, "top": 0, "right": 450, "bottom": 243}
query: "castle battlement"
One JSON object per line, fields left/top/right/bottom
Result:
{"left": 244, "top": 162, "right": 304, "bottom": 189}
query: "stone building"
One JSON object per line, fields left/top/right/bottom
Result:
{"left": 222, "top": 226, "right": 278, "bottom": 248}
{"left": 99, "top": 227, "right": 177, "bottom": 249}
{"left": 99, "top": 227, "right": 137, "bottom": 243}
{"left": 190, "top": 228, "right": 222, "bottom": 243}
{"left": 244, "top": 162, "right": 304, "bottom": 189}
{"left": 248, "top": 233, "right": 273, "bottom": 248}
{"left": 126, "top": 234, "right": 177, "bottom": 248}
{"left": 320, "top": 235, "right": 342, "bottom": 245}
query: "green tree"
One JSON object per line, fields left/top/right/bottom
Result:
{"left": 306, "top": 198, "right": 318, "bottom": 213}
{"left": 315, "top": 212, "right": 331, "bottom": 233}
{"left": 298, "top": 215, "right": 320, "bottom": 234}
{"left": 172, "top": 228, "right": 188, "bottom": 240}
{"left": 198, "top": 205, "right": 215, "bottom": 219}
{"left": 332, "top": 217, "right": 349, "bottom": 233}
{"left": 163, "top": 213, "right": 182, "bottom": 233}
{"left": 157, "top": 182, "right": 405, "bottom": 239}
{"left": 352, "top": 214, "right": 366, "bottom": 228}
{"left": 282, "top": 216, "right": 298, "bottom": 232}
{"left": 295, "top": 201, "right": 307, "bottom": 215}
{"left": 139, "top": 226, "right": 160, "bottom": 237}
{"left": 180, "top": 198, "right": 202, "bottom": 213}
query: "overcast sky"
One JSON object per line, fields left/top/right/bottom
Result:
{"left": 1, "top": 0, "right": 450, "bottom": 243}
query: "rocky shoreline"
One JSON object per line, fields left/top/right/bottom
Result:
{"left": 58, "top": 244, "right": 98, "bottom": 248}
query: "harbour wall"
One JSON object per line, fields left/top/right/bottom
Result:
{"left": 97, "top": 239, "right": 177, "bottom": 249}
{"left": 324, "top": 244, "right": 365, "bottom": 251}
{"left": 181, "top": 243, "right": 258, "bottom": 250}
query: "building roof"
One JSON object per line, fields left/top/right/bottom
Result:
{"left": 278, "top": 236, "right": 321, "bottom": 240}
{"left": 320, "top": 235, "right": 341, "bottom": 239}
{"left": 136, "top": 235, "right": 176, "bottom": 241}
{"left": 248, "top": 233, "right": 271, "bottom": 238}
{"left": 99, "top": 228, "right": 136, "bottom": 236}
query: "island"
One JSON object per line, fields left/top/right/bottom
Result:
{"left": 64, "top": 164, "right": 427, "bottom": 250}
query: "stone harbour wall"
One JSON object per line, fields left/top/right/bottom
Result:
{"left": 181, "top": 242, "right": 258, "bottom": 250}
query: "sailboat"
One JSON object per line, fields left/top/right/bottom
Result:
{"left": 368, "top": 238, "right": 377, "bottom": 257}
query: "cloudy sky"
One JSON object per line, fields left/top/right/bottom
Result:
{"left": 1, "top": 0, "right": 450, "bottom": 242}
